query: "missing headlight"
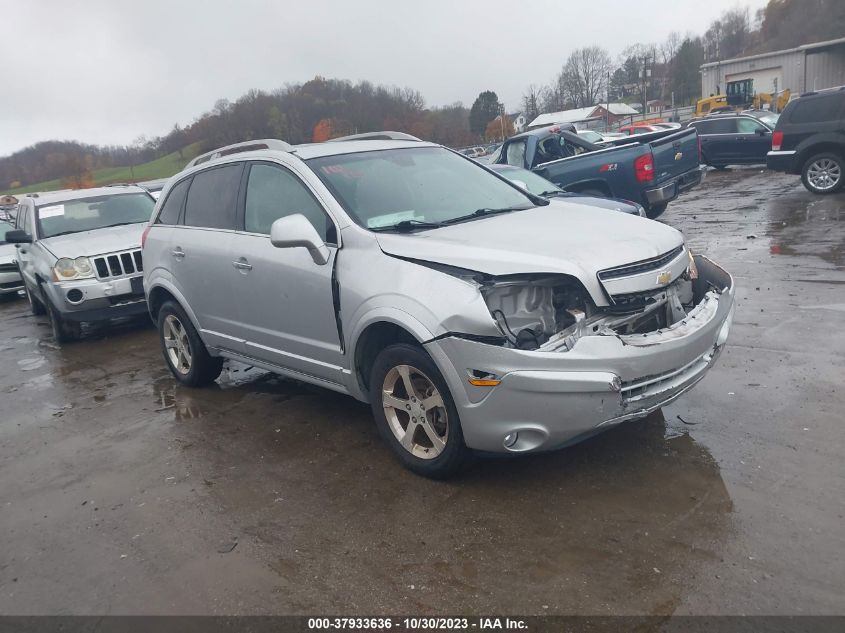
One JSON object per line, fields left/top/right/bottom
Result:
{"left": 480, "top": 274, "right": 593, "bottom": 350}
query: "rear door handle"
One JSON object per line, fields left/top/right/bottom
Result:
{"left": 172, "top": 248, "right": 185, "bottom": 260}
{"left": 232, "top": 260, "right": 252, "bottom": 271}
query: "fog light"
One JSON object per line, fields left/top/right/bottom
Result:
{"left": 66, "top": 288, "right": 84, "bottom": 304}
{"left": 503, "top": 432, "right": 518, "bottom": 448}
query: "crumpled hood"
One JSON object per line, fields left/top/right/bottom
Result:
{"left": 39, "top": 223, "right": 145, "bottom": 259}
{"left": 375, "top": 201, "right": 684, "bottom": 280}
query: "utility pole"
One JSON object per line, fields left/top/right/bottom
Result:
{"left": 499, "top": 103, "right": 506, "bottom": 141}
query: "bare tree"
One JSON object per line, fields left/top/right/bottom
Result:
{"left": 521, "top": 84, "right": 542, "bottom": 122}
{"left": 559, "top": 46, "right": 613, "bottom": 107}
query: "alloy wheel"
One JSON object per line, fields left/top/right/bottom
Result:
{"left": 163, "top": 314, "right": 192, "bottom": 375}
{"left": 381, "top": 364, "right": 448, "bottom": 459}
{"left": 807, "top": 158, "right": 842, "bottom": 191}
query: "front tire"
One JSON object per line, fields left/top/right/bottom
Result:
{"left": 24, "top": 280, "right": 45, "bottom": 315}
{"left": 369, "top": 343, "right": 470, "bottom": 479}
{"left": 157, "top": 300, "right": 223, "bottom": 387}
{"left": 801, "top": 152, "right": 844, "bottom": 194}
{"left": 46, "top": 300, "right": 80, "bottom": 343}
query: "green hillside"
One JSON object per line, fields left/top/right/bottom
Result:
{"left": 4, "top": 142, "right": 204, "bottom": 195}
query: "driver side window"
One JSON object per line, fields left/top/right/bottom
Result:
{"left": 244, "top": 163, "right": 335, "bottom": 243}
{"left": 737, "top": 118, "right": 765, "bottom": 134}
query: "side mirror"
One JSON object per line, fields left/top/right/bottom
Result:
{"left": 755, "top": 127, "right": 768, "bottom": 136}
{"left": 5, "top": 229, "right": 32, "bottom": 244}
{"left": 269, "top": 214, "right": 330, "bottom": 265}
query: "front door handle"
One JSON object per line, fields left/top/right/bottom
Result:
{"left": 171, "top": 248, "right": 185, "bottom": 260}
{"left": 232, "top": 259, "right": 253, "bottom": 271}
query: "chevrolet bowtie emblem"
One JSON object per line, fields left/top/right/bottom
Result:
{"left": 657, "top": 271, "right": 672, "bottom": 285}
{"left": 675, "top": 152, "right": 683, "bottom": 160}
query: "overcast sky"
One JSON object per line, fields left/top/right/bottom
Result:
{"left": 0, "top": 0, "right": 768, "bottom": 156}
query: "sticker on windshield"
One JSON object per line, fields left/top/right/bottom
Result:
{"left": 39, "top": 205, "right": 65, "bottom": 218}
{"left": 367, "top": 210, "right": 418, "bottom": 228}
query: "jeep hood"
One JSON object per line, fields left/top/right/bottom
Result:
{"left": 374, "top": 201, "right": 684, "bottom": 304}
{"left": 39, "top": 223, "right": 146, "bottom": 259}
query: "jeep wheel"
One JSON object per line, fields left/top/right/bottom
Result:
{"left": 24, "top": 280, "right": 45, "bottom": 315}
{"left": 157, "top": 300, "right": 223, "bottom": 387}
{"left": 46, "top": 301, "right": 80, "bottom": 343}
{"left": 369, "top": 343, "right": 470, "bottom": 478}
{"left": 801, "top": 153, "right": 843, "bottom": 194}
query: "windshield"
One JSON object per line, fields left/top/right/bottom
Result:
{"left": 36, "top": 192, "right": 155, "bottom": 239}
{"left": 0, "top": 220, "right": 13, "bottom": 244}
{"left": 307, "top": 146, "right": 534, "bottom": 230}
{"left": 496, "top": 167, "right": 562, "bottom": 196}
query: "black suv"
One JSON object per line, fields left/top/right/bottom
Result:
{"left": 767, "top": 87, "right": 845, "bottom": 194}
{"left": 688, "top": 113, "right": 775, "bottom": 169}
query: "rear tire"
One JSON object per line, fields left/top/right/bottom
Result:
{"left": 646, "top": 202, "right": 668, "bottom": 219}
{"left": 369, "top": 343, "right": 470, "bottom": 479}
{"left": 801, "top": 152, "right": 843, "bottom": 194}
{"left": 157, "top": 300, "right": 223, "bottom": 387}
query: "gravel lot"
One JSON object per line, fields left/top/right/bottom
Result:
{"left": 0, "top": 167, "right": 843, "bottom": 615}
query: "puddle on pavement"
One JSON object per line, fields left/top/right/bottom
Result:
{"left": 766, "top": 195, "right": 845, "bottom": 267}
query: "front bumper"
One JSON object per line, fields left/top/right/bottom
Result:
{"left": 424, "top": 256, "right": 734, "bottom": 454}
{"left": 42, "top": 274, "right": 148, "bottom": 322}
{"left": 767, "top": 150, "right": 798, "bottom": 173}
{"left": 0, "top": 268, "right": 24, "bottom": 295}
{"left": 644, "top": 165, "right": 705, "bottom": 207}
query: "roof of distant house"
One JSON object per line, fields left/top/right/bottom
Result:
{"left": 528, "top": 103, "right": 638, "bottom": 127}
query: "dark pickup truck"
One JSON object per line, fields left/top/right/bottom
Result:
{"left": 490, "top": 125, "right": 704, "bottom": 218}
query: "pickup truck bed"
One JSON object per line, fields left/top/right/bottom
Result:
{"left": 491, "top": 126, "right": 704, "bottom": 219}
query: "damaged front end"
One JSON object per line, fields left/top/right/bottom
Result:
{"left": 422, "top": 249, "right": 735, "bottom": 454}
{"left": 479, "top": 249, "right": 727, "bottom": 353}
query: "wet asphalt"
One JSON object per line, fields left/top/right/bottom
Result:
{"left": 0, "top": 168, "right": 843, "bottom": 616}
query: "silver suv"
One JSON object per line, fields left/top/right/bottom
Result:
{"left": 143, "top": 135, "right": 735, "bottom": 478}
{"left": 7, "top": 186, "right": 156, "bottom": 341}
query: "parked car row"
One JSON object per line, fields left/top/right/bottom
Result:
{"left": 3, "top": 132, "right": 736, "bottom": 479}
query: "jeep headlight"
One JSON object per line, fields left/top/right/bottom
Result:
{"left": 53, "top": 257, "right": 95, "bottom": 281}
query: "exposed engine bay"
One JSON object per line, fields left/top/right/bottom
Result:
{"left": 480, "top": 255, "right": 727, "bottom": 352}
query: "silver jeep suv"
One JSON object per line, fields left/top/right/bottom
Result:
{"left": 143, "top": 135, "right": 734, "bottom": 478}
{"left": 8, "top": 186, "right": 156, "bottom": 341}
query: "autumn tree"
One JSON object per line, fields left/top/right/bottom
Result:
{"left": 469, "top": 91, "right": 501, "bottom": 137}
{"left": 484, "top": 115, "right": 514, "bottom": 142}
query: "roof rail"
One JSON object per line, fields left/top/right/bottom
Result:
{"left": 186, "top": 139, "right": 292, "bottom": 169}
{"left": 326, "top": 131, "right": 422, "bottom": 143}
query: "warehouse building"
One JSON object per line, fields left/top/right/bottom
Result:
{"left": 700, "top": 36, "right": 845, "bottom": 98}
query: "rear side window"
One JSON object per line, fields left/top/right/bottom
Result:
{"left": 789, "top": 96, "right": 843, "bottom": 124}
{"left": 156, "top": 179, "right": 189, "bottom": 225}
{"left": 705, "top": 118, "right": 738, "bottom": 134}
{"left": 184, "top": 164, "right": 242, "bottom": 230}
{"left": 244, "top": 163, "right": 334, "bottom": 242}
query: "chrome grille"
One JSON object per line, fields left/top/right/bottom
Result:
{"left": 93, "top": 249, "right": 143, "bottom": 280}
{"left": 598, "top": 245, "right": 684, "bottom": 281}
{"left": 0, "top": 263, "right": 18, "bottom": 273}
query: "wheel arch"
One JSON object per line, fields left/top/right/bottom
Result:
{"left": 348, "top": 310, "right": 435, "bottom": 399}
{"left": 146, "top": 280, "right": 202, "bottom": 333}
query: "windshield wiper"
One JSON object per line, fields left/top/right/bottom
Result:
{"left": 100, "top": 221, "right": 146, "bottom": 229}
{"left": 442, "top": 205, "right": 530, "bottom": 225}
{"left": 370, "top": 219, "right": 445, "bottom": 233}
